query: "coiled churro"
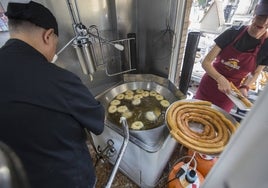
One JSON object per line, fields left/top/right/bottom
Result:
{"left": 166, "top": 100, "right": 238, "bottom": 154}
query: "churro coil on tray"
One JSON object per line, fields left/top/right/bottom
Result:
{"left": 165, "top": 99, "right": 239, "bottom": 155}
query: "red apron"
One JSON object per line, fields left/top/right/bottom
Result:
{"left": 195, "top": 27, "right": 265, "bottom": 112}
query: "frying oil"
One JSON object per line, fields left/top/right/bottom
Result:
{"left": 107, "top": 89, "right": 169, "bottom": 130}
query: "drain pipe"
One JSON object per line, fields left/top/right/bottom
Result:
{"left": 179, "top": 31, "right": 201, "bottom": 95}
{"left": 105, "top": 117, "right": 129, "bottom": 188}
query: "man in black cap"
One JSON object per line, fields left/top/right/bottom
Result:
{"left": 0, "top": 1, "right": 104, "bottom": 188}
{"left": 195, "top": 0, "right": 268, "bottom": 112}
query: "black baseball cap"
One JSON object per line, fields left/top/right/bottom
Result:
{"left": 255, "top": 0, "right": 268, "bottom": 16}
{"left": 5, "top": 1, "right": 58, "bottom": 36}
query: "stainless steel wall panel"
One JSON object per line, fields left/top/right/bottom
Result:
{"left": 1, "top": 0, "right": 185, "bottom": 95}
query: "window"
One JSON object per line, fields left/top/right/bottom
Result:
{"left": 0, "top": 2, "right": 8, "bottom": 32}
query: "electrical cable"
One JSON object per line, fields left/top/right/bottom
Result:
{"left": 165, "top": 155, "right": 197, "bottom": 185}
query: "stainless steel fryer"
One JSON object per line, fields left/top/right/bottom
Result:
{"left": 91, "top": 74, "right": 185, "bottom": 187}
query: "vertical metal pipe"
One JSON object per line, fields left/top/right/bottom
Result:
{"left": 65, "top": 0, "right": 79, "bottom": 24}
{"left": 179, "top": 31, "right": 201, "bottom": 95}
{"left": 105, "top": 117, "right": 129, "bottom": 188}
{"left": 74, "top": 0, "right": 82, "bottom": 23}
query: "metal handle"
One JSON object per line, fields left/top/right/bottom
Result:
{"left": 105, "top": 38, "right": 136, "bottom": 76}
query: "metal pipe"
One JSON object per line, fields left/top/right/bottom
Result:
{"left": 179, "top": 31, "right": 201, "bottom": 95}
{"left": 105, "top": 117, "right": 129, "bottom": 188}
{"left": 74, "top": 0, "right": 82, "bottom": 24}
{"left": 65, "top": 0, "right": 79, "bottom": 25}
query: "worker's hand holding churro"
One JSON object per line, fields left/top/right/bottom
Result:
{"left": 216, "top": 75, "right": 232, "bottom": 95}
{"left": 229, "top": 82, "right": 253, "bottom": 108}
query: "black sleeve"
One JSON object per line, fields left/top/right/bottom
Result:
{"left": 214, "top": 26, "right": 245, "bottom": 49}
{"left": 56, "top": 73, "right": 105, "bottom": 135}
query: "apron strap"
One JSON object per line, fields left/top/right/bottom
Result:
{"left": 253, "top": 30, "right": 267, "bottom": 55}
{"left": 231, "top": 26, "right": 248, "bottom": 45}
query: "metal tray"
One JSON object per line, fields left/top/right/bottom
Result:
{"left": 165, "top": 99, "right": 239, "bottom": 155}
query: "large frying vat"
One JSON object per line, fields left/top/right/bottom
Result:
{"left": 91, "top": 74, "right": 185, "bottom": 187}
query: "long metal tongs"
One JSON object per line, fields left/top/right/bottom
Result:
{"left": 105, "top": 117, "right": 129, "bottom": 188}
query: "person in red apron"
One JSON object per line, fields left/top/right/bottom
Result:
{"left": 195, "top": 0, "right": 268, "bottom": 112}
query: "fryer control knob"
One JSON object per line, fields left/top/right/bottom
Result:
{"left": 186, "top": 169, "right": 197, "bottom": 183}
